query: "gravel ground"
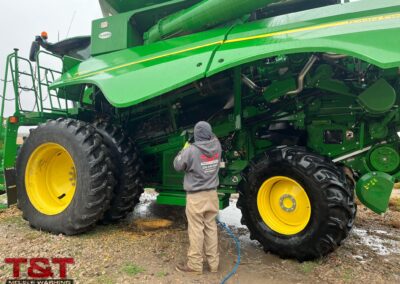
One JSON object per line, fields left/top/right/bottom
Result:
{"left": 0, "top": 190, "right": 399, "bottom": 284}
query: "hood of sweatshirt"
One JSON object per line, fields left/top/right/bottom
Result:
{"left": 193, "top": 121, "right": 220, "bottom": 157}
{"left": 193, "top": 138, "right": 220, "bottom": 158}
{"left": 194, "top": 121, "right": 213, "bottom": 142}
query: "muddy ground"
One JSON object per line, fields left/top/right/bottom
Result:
{"left": 0, "top": 190, "right": 399, "bottom": 284}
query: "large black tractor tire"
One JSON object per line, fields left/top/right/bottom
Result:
{"left": 237, "top": 146, "right": 356, "bottom": 261}
{"left": 92, "top": 119, "right": 144, "bottom": 223}
{"left": 16, "top": 118, "right": 114, "bottom": 235}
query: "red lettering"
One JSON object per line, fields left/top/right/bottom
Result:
{"left": 28, "top": 258, "right": 53, "bottom": 278}
{"left": 52, "top": 258, "right": 74, "bottom": 278}
{"left": 4, "top": 257, "right": 74, "bottom": 279}
{"left": 4, "top": 258, "right": 27, "bottom": 278}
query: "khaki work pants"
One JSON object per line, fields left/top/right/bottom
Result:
{"left": 186, "top": 190, "right": 219, "bottom": 272}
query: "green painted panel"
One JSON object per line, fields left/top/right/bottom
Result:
{"left": 52, "top": 28, "right": 229, "bottom": 107}
{"left": 162, "top": 149, "right": 184, "bottom": 187}
{"left": 358, "top": 79, "right": 396, "bottom": 114}
{"left": 356, "top": 171, "right": 394, "bottom": 214}
{"left": 91, "top": 11, "right": 142, "bottom": 55}
{"left": 51, "top": 0, "right": 400, "bottom": 108}
{"left": 94, "top": 0, "right": 203, "bottom": 54}
{"left": 207, "top": 1, "right": 400, "bottom": 75}
{"left": 3, "top": 120, "right": 18, "bottom": 168}
{"left": 157, "top": 191, "right": 230, "bottom": 209}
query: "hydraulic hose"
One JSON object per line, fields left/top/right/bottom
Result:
{"left": 216, "top": 218, "right": 241, "bottom": 284}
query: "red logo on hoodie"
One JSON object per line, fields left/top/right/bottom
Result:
{"left": 199, "top": 153, "right": 219, "bottom": 174}
{"left": 200, "top": 153, "right": 219, "bottom": 162}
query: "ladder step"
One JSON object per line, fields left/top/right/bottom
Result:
{"left": 19, "top": 86, "right": 36, "bottom": 92}
{"left": 41, "top": 81, "right": 54, "bottom": 86}
{"left": 39, "top": 67, "right": 62, "bottom": 74}
{"left": 18, "top": 71, "right": 33, "bottom": 77}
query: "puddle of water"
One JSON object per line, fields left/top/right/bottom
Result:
{"left": 352, "top": 228, "right": 400, "bottom": 256}
{"left": 373, "top": 229, "right": 390, "bottom": 235}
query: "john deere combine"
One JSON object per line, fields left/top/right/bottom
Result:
{"left": 1, "top": 0, "right": 400, "bottom": 260}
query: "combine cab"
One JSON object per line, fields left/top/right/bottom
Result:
{"left": 1, "top": 0, "right": 400, "bottom": 260}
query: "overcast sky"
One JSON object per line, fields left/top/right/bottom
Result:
{"left": 0, "top": 0, "right": 101, "bottom": 64}
{"left": 0, "top": 0, "right": 102, "bottom": 120}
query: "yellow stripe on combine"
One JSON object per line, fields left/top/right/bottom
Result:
{"left": 67, "top": 12, "right": 400, "bottom": 82}
{"left": 73, "top": 41, "right": 223, "bottom": 79}
{"left": 225, "top": 12, "right": 400, "bottom": 44}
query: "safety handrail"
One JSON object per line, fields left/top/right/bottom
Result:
{"left": 0, "top": 49, "right": 70, "bottom": 120}
{"left": 1, "top": 49, "right": 40, "bottom": 118}
{"left": 35, "top": 50, "right": 68, "bottom": 115}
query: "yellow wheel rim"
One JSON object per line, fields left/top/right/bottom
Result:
{"left": 257, "top": 176, "right": 311, "bottom": 235}
{"left": 25, "top": 143, "right": 77, "bottom": 215}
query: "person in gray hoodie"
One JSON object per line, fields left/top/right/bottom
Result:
{"left": 174, "top": 121, "right": 221, "bottom": 274}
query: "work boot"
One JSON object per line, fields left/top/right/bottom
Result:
{"left": 175, "top": 263, "right": 202, "bottom": 275}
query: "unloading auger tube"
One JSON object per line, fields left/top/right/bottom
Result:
{"left": 144, "top": 0, "right": 281, "bottom": 43}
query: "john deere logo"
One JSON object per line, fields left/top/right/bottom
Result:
{"left": 99, "top": 31, "right": 112, "bottom": 39}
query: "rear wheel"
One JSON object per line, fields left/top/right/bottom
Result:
{"left": 93, "top": 119, "right": 144, "bottom": 223}
{"left": 16, "top": 118, "right": 114, "bottom": 235}
{"left": 237, "top": 146, "right": 356, "bottom": 261}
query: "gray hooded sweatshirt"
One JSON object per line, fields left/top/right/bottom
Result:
{"left": 173, "top": 121, "right": 222, "bottom": 193}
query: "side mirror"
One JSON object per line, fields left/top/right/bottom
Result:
{"left": 29, "top": 40, "right": 40, "bottom": 62}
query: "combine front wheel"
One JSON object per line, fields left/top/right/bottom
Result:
{"left": 237, "top": 146, "right": 356, "bottom": 261}
{"left": 16, "top": 118, "right": 114, "bottom": 235}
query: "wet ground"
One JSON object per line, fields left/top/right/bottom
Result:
{"left": 0, "top": 190, "right": 399, "bottom": 283}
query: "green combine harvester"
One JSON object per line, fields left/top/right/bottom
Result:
{"left": 1, "top": 0, "right": 400, "bottom": 260}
